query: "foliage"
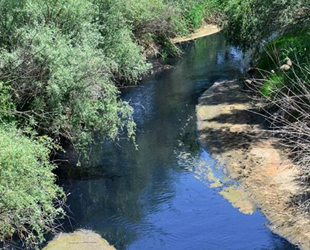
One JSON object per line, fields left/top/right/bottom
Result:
{"left": 173, "top": 0, "right": 221, "bottom": 30}
{"left": 0, "top": 0, "right": 222, "bottom": 149}
{"left": 259, "top": 73, "right": 284, "bottom": 98}
{"left": 0, "top": 0, "right": 222, "bottom": 247}
{"left": 222, "top": 0, "right": 310, "bottom": 103}
{"left": 0, "top": 25, "right": 136, "bottom": 150}
{"left": 93, "top": 0, "right": 222, "bottom": 57}
{"left": 266, "top": 28, "right": 310, "bottom": 67}
{"left": 230, "top": 0, "right": 310, "bottom": 188}
{"left": 0, "top": 83, "right": 14, "bottom": 122}
{"left": 254, "top": 28, "right": 310, "bottom": 99}
{"left": 0, "top": 0, "right": 140, "bottom": 150}
{"left": 93, "top": 0, "right": 151, "bottom": 83}
{"left": 0, "top": 126, "right": 65, "bottom": 249}
{"left": 222, "top": 0, "right": 309, "bottom": 50}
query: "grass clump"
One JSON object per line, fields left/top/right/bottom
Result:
{"left": 259, "top": 73, "right": 284, "bottom": 98}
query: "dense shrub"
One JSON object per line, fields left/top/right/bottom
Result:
{"left": 0, "top": 126, "right": 64, "bottom": 248}
{"left": 0, "top": 0, "right": 222, "bottom": 247}
{"left": 222, "top": 0, "right": 309, "bottom": 50}
{"left": 0, "top": 25, "right": 137, "bottom": 150}
{"left": 174, "top": 0, "right": 220, "bottom": 30}
{"left": 93, "top": 0, "right": 222, "bottom": 57}
{"left": 0, "top": 0, "right": 141, "bottom": 149}
{"left": 0, "top": 0, "right": 221, "bottom": 149}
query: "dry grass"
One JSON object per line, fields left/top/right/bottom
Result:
{"left": 246, "top": 51, "right": 310, "bottom": 200}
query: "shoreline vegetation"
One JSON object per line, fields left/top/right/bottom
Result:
{"left": 0, "top": 0, "right": 221, "bottom": 248}
{"left": 42, "top": 24, "right": 222, "bottom": 250}
{"left": 1, "top": 0, "right": 310, "bottom": 249}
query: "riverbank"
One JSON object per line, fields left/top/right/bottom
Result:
{"left": 146, "top": 24, "right": 221, "bottom": 75}
{"left": 144, "top": 23, "right": 222, "bottom": 84}
{"left": 196, "top": 80, "right": 310, "bottom": 250}
{"left": 171, "top": 24, "right": 221, "bottom": 43}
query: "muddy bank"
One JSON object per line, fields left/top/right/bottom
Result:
{"left": 44, "top": 230, "right": 116, "bottom": 250}
{"left": 196, "top": 80, "right": 310, "bottom": 250}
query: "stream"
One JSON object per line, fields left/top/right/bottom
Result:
{"left": 57, "top": 33, "right": 297, "bottom": 250}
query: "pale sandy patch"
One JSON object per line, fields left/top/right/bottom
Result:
{"left": 171, "top": 25, "right": 221, "bottom": 44}
{"left": 196, "top": 80, "right": 310, "bottom": 250}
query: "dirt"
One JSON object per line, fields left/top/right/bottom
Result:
{"left": 196, "top": 80, "right": 310, "bottom": 250}
{"left": 171, "top": 24, "right": 221, "bottom": 44}
{"left": 43, "top": 230, "right": 117, "bottom": 250}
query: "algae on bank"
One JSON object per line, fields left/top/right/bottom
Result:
{"left": 44, "top": 230, "right": 116, "bottom": 250}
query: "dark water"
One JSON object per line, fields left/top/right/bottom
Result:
{"left": 58, "top": 33, "right": 297, "bottom": 250}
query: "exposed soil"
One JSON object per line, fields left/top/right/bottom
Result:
{"left": 171, "top": 25, "right": 221, "bottom": 44}
{"left": 196, "top": 80, "right": 310, "bottom": 250}
{"left": 145, "top": 24, "right": 221, "bottom": 76}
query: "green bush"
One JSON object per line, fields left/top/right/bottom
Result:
{"left": 260, "top": 73, "right": 284, "bottom": 98}
{"left": 181, "top": 1, "right": 208, "bottom": 30}
{"left": 256, "top": 28, "right": 310, "bottom": 99}
{"left": 0, "top": 0, "right": 144, "bottom": 151}
{"left": 0, "top": 126, "right": 64, "bottom": 248}
{"left": 167, "top": 0, "right": 220, "bottom": 32}
{"left": 0, "top": 0, "right": 94, "bottom": 47}
{"left": 222, "top": 0, "right": 308, "bottom": 50}
{"left": 0, "top": 25, "right": 137, "bottom": 149}
{"left": 93, "top": 0, "right": 222, "bottom": 57}
{"left": 0, "top": 0, "right": 222, "bottom": 154}
{"left": 0, "top": 1, "right": 223, "bottom": 246}
{"left": 270, "top": 29, "right": 310, "bottom": 66}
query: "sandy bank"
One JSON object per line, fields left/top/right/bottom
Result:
{"left": 171, "top": 24, "right": 221, "bottom": 44}
{"left": 196, "top": 80, "right": 310, "bottom": 250}
{"left": 44, "top": 230, "right": 116, "bottom": 250}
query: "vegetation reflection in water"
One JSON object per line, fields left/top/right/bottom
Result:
{"left": 56, "top": 34, "right": 296, "bottom": 250}
{"left": 178, "top": 149, "right": 255, "bottom": 215}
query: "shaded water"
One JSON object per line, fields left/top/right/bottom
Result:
{"left": 57, "top": 33, "right": 297, "bottom": 250}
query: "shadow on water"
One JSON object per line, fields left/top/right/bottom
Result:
{"left": 55, "top": 33, "right": 298, "bottom": 250}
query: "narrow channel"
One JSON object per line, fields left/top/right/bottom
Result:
{"left": 57, "top": 33, "right": 297, "bottom": 250}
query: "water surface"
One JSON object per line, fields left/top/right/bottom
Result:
{"left": 58, "top": 33, "right": 297, "bottom": 250}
